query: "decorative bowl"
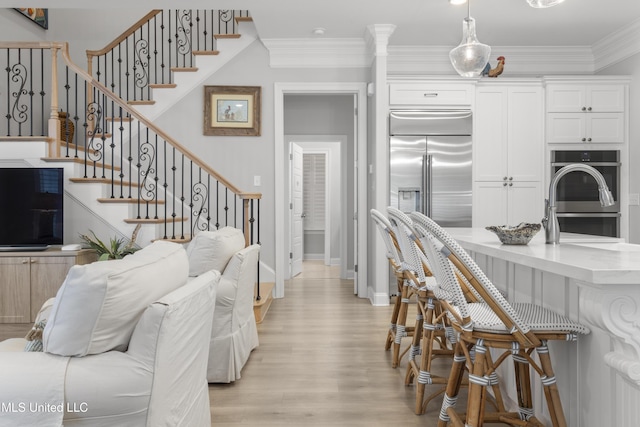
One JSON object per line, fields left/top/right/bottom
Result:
{"left": 485, "top": 223, "right": 541, "bottom": 245}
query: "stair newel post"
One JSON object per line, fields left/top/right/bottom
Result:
{"left": 242, "top": 197, "right": 250, "bottom": 248}
{"left": 47, "top": 44, "right": 60, "bottom": 158}
{"left": 85, "top": 52, "right": 95, "bottom": 137}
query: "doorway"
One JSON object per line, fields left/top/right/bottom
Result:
{"left": 288, "top": 138, "right": 343, "bottom": 278}
{"left": 274, "top": 83, "right": 368, "bottom": 300}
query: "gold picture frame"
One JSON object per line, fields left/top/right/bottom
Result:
{"left": 203, "top": 85, "right": 261, "bottom": 136}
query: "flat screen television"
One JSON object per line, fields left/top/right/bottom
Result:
{"left": 0, "top": 167, "right": 64, "bottom": 251}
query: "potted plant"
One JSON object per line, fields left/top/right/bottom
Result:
{"left": 79, "top": 225, "right": 141, "bottom": 261}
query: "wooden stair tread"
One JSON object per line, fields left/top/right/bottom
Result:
{"left": 170, "top": 67, "right": 198, "bottom": 72}
{"left": 149, "top": 83, "right": 177, "bottom": 89}
{"left": 152, "top": 236, "right": 192, "bottom": 244}
{"left": 235, "top": 16, "right": 253, "bottom": 23}
{"left": 254, "top": 282, "right": 274, "bottom": 324}
{"left": 69, "top": 177, "right": 139, "bottom": 187}
{"left": 127, "top": 100, "right": 156, "bottom": 106}
{"left": 215, "top": 34, "right": 241, "bottom": 40}
{"left": 106, "top": 116, "right": 133, "bottom": 122}
{"left": 192, "top": 50, "right": 220, "bottom": 56}
{"left": 97, "top": 197, "right": 165, "bottom": 204}
{"left": 124, "top": 217, "right": 188, "bottom": 224}
{"left": 41, "top": 157, "right": 122, "bottom": 171}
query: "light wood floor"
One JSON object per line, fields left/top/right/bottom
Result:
{"left": 208, "top": 261, "right": 483, "bottom": 426}
{"left": 0, "top": 261, "right": 504, "bottom": 426}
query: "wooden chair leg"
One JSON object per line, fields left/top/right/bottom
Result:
{"left": 392, "top": 281, "right": 411, "bottom": 368}
{"left": 385, "top": 277, "right": 403, "bottom": 352}
{"left": 405, "top": 298, "right": 424, "bottom": 385}
{"left": 466, "top": 339, "right": 489, "bottom": 427}
{"left": 438, "top": 342, "right": 467, "bottom": 427}
{"left": 415, "top": 297, "right": 435, "bottom": 414}
{"left": 513, "top": 351, "right": 534, "bottom": 422}
{"left": 537, "top": 341, "right": 568, "bottom": 427}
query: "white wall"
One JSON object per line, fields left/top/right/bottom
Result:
{"left": 151, "top": 40, "right": 368, "bottom": 278}
{"left": 598, "top": 53, "right": 640, "bottom": 243}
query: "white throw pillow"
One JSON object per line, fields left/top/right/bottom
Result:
{"left": 185, "top": 227, "right": 245, "bottom": 276}
{"left": 43, "top": 241, "right": 189, "bottom": 356}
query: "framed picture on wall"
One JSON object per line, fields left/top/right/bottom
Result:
{"left": 14, "top": 8, "right": 48, "bottom": 29}
{"left": 203, "top": 85, "right": 261, "bottom": 136}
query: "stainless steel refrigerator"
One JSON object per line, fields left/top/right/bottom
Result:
{"left": 389, "top": 110, "right": 472, "bottom": 227}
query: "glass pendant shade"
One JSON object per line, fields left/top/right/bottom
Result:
{"left": 527, "top": 0, "right": 565, "bottom": 7}
{"left": 449, "top": 17, "right": 491, "bottom": 77}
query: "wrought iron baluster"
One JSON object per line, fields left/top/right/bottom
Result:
{"left": 161, "top": 10, "right": 166, "bottom": 84}
{"left": 28, "top": 49, "right": 33, "bottom": 136}
{"left": 153, "top": 15, "right": 158, "bottom": 89}
{"left": 170, "top": 146, "right": 176, "bottom": 239}
{"left": 10, "top": 48, "right": 28, "bottom": 137}
{"left": 225, "top": 187, "right": 229, "bottom": 227}
{"left": 73, "top": 73, "right": 79, "bottom": 158}
{"left": 146, "top": 21, "right": 151, "bottom": 99}
{"left": 191, "top": 166, "right": 208, "bottom": 236}
{"left": 180, "top": 153, "right": 185, "bottom": 239}
{"left": 215, "top": 180, "right": 220, "bottom": 229}
{"left": 206, "top": 175, "right": 211, "bottom": 231}
{"left": 117, "top": 108, "right": 125, "bottom": 199}
{"left": 163, "top": 140, "right": 168, "bottom": 235}
{"left": 168, "top": 10, "right": 172, "bottom": 81}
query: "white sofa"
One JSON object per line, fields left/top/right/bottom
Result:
{"left": 0, "top": 241, "right": 219, "bottom": 427}
{"left": 185, "top": 227, "right": 260, "bottom": 383}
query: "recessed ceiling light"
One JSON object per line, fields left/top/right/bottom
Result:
{"left": 313, "top": 27, "right": 326, "bottom": 36}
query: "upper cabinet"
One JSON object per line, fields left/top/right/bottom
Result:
{"left": 389, "top": 82, "right": 474, "bottom": 107}
{"left": 546, "top": 84, "right": 625, "bottom": 113}
{"left": 546, "top": 81, "right": 626, "bottom": 144}
{"left": 474, "top": 83, "right": 544, "bottom": 183}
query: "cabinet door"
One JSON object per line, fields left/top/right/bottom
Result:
{"left": 0, "top": 257, "right": 31, "bottom": 323}
{"left": 474, "top": 88, "right": 508, "bottom": 181}
{"left": 587, "top": 113, "right": 625, "bottom": 143}
{"left": 508, "top": 87, "right": 543, "bottom": 181}
{"left": 30, "top": 256, "right": 75, "bottom": 321}
{"left": 546, "top": 113, "right": 586, "bottom": 143}
{"left": 587, "top": 85, "right": 625, "bottom": 112}
{"left": 473, "top": 182, "right": 508, "bottom": 227}
{"left": 507, "top": 182, "right": 543, "bottom": 225}
{"left": 546, "top": 85, "right": 586, "bottom": 113}
{"left": 547, "top": 84, "right": 624, "bottom": 113}
{"left": 389, "top": 83, "right": 473, "bottom": 106}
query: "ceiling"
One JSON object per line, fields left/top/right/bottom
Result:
{"left": 8, "top": 0, "right": 640, "bottom": 49}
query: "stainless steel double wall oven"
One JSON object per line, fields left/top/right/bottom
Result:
{"left": 550, "top": 150, "right": 621, "bottom": 237}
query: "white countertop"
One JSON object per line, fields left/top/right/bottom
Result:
{"left": 444, "top": 228, "right": 640, "bottom": 285}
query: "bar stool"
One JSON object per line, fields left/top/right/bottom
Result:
{"left": 413, "top": 213, "right": 590, "bottom": 427}
{"left": 387, "top": 207, "right": 454, "bottom": 415}
{"left": 370, "top": 208, "right": 414, "bottom": 368}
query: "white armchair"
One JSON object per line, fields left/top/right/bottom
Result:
{"left": 184, "top": 227, "right": 260, "bottom": 383}
{"left": 207, "top": 244, "right": 260, "bottom": 383}
{"left": 0, "top": 241, "right": 219, "bottom": 427}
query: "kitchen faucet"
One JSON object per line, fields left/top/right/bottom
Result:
{"left": 542, "top": 163, "right": 615, "bottom": 244}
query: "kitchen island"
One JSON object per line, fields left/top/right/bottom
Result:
{"left": 444, "top": 228, "right": 640, "bottom": 427}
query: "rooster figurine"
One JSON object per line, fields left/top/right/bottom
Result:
{"left": 481, "top": 56, "right": 505, "bottom": 78}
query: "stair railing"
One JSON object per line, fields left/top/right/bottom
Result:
{"left": 0, "top": 41, "right": 260, "bottom": 249}
{"left": 86, "top": 9, "right": 250, "bottom": 104}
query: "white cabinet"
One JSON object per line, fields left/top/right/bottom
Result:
{"left": 473, "top": 181, "right": 543, "bottom": 227}
{"left": 546, "top": 112, "right": 624, "bottom": 144}
{"left": 389, "top": 82, "right": 473, "bottom": 107}
{"left": 546, "top": 84, "right": 625, "bottom": 113}
{"left": 473, "top": 83, "right": 544, "bottom": 227}
{"left": 546, "top": 83, "right": 625, "bottom": 144}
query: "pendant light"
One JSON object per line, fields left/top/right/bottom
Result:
{"left": 449, "top": 0, "right": 491, "bottom": 77}
{"left": 527, "top": 0, "right": 566, "bottom": 7}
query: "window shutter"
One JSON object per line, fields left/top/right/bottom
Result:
{"left": 303, "top": 153, "right": 326, "bottom": 231}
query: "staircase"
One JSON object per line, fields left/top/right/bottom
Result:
{"left": 0, "top": 9, "right": 268, "bottom": 303}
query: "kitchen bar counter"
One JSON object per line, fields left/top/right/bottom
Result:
{"left": 444, "top": 228, "right": 640, "bottom": 427}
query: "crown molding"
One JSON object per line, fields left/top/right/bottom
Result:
{"left": 261, "top": 38, "right": 371, "bottom": 68}
{"left": 593, "top": 17, "right": 640, "bottom": 72}
{"left": 262, "top": 17, "right": 640, "bottom": 73}
{"left": 387, "top": 45, "right": 595, "bottom": 76}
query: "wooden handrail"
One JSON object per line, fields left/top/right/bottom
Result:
{"left": 86, "top": 10, "right": 162, "bottom": 58}
{"left": 57, "top": 42, "right": 259, "bottom": 200}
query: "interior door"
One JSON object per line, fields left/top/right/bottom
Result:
{"left": 290, "top": 143, "right": 304, "bottom": 277}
